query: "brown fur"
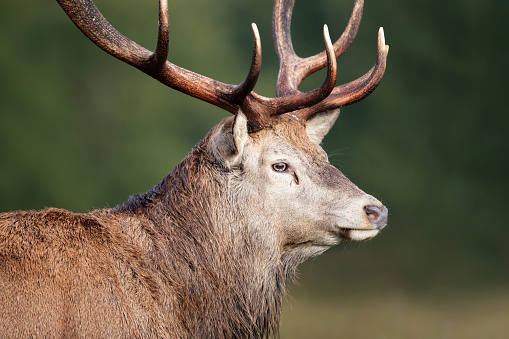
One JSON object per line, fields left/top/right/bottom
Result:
{"left": 0, "top": 123, "right": 287, "bottom": 338}
{"left": 0, "top": 115, "right": 385, "bottom": 337}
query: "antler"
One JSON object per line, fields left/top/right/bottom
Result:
{"left": 295, "top": 27, "right": 389, "bottom": 120}
{"left": 240, "top": 25, "right": 338, "bottom": 131}
{"left": 56, "top": 0, "right": 388, "bottom": 132}
{"left": 56, "top": 0, "right": 261, "bottom": 114}
{"left": 272, "top": 0, "right": 389, "bottom": 121}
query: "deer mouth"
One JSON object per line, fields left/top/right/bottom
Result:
{"left": 338, "top": 228, "right": 379, "bottom": 241}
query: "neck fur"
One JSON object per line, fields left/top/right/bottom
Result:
{"left": 113, "top": 141, "right": 287, "bottom": 338}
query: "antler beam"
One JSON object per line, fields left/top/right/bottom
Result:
{"left": 56, "top": 0, "right": 260, "bottom": 114}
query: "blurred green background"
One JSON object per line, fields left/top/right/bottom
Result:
{"left": 1, "top": 0, "right": 508, "bottom": 337}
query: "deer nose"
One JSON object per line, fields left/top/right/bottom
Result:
{"left": 364, "top": 205, "right": 388, "bottom": 230}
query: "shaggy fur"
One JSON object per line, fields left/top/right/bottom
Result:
{"left": 0, "top": 114, "right": 386, "bottom": 337}
{"left": 0, "top": 124, "right": 287, "bottom": 338}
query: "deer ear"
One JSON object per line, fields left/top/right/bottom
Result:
{"left": 305, "top": 109, "right": 340, "bottom": 145}
{"left": 231, "top": 110, "right": 249, "bottom": 159}
{"left": 209, "top": 110, "right": 248, "bottom": 169}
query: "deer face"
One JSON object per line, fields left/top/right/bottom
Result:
{"left": 209, "top": 108, "right": 388, "bottom": 257}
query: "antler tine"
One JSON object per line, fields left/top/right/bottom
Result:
{"left": 273, "top": 0, "right": 364, "bottom": 97}
{"left": 227, "top": 24, "right": 262, "bottom": 103}
{"left": 295, "top": 0, "right": 364, "bottom": 82}
{"left": 56, "top": 0, "right": 261, "bottom": 115}
{"left": 329, "top": 27, "right": 389, "bottom": 105}
{"left": 252, "top": 0, "right": 339, "bottom": 116}
{"left": 273, "top": 0, "right": 299, "bottom": 97}
{"left": 151, "top": 0, "right": 170, "bottom": 67}
{"left": 265, "top": 24, "right": 337, "bottom": 115}
{"left": 295, "top": 27, "right": 389, "bottom": 119}
{"left": 241, "top": 21, "right": 337, "bottom": 131}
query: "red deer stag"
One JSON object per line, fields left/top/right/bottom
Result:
{"left": 0, "top": 0, "right": 389, "bottom": 337}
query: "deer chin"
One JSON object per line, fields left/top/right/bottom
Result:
{"left": 338, "top": 228, "right": 380, "bottom": 241}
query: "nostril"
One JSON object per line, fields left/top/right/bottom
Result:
{"left": 364, "top": 205, "right": 388, "bottom": 229}
{"left": 364, "top": 205, "right": 381, "bottom": 221}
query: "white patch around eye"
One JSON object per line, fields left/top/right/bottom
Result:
{"left": 269, "top": 166, "right": 296, "bottom": 188}
{"left": 290, "top": 177, "right": 297, "bottom": 187}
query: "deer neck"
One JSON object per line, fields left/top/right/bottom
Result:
{"left": 111, "top": 145, "right": 286, "bottom": 337}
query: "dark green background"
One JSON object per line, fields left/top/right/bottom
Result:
{"left": 1, "top": 0, "right": 508, "bottom": 337}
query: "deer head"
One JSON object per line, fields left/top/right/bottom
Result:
{"left": 56, "top": 0, "right": 389, "bottom": 256}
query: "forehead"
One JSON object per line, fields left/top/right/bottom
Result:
{"left": 252, "top": 115, "right": 326, "bottom": 159}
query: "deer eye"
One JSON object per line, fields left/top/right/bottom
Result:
{"left": 272, "top": 162, "right": 288, "bottom": 172}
